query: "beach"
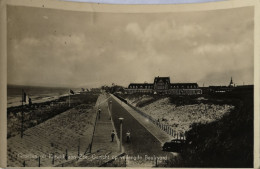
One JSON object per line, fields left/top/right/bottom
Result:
{"left": 7, "top": 85, "right": 82, "bottom": 108}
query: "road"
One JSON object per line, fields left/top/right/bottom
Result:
{"left": 109, "top": 96, "right": 173, "bottom": 166}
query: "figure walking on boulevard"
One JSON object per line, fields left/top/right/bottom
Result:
{"left": 126, "top": 131, "right": 131, "bottom": 143}
{"left": 111, "top": 130, "right": 115, "bottom": 142}
{"left": 98, "top": 108, "right": 101, "bottom": 119}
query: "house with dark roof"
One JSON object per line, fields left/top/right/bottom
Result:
{"left": 126, "top": 76, "right": 202, "bottom": 95}
{"left": 154, "top": 76, "right": 170, "bottom": 90}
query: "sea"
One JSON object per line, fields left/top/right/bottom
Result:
{"left": 7, "top": 85, "right": 81, "bottom": 108}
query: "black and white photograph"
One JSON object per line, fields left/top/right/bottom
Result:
{"left": 1, "top": 0, "right": 258, "bottom": 168}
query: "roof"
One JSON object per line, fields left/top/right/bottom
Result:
{"left": 170, "top": 83, "right": 199, "bottom": 89}
{"left": 171, "top": 83, "right": 198, "bottom": 86}
{"left": 128, "top": 83, "right": 154, "bottom": 88}
{"left": 209, "top": 86, "right": 228, "bottom": 88}
{"left": 129, "top": 83, "right": 153, "bottom": 86}
{"left": 154, "top": 76, "right": 170, "bottom": 84}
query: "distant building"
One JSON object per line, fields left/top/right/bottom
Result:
{"left": 126, "top": 76, "right": 202, "bottom": 95}
{"left": 229, "top": 77, "right": 235, "bottom": 87}
{"left": 208, "top": 86, "right": 233, "bottom": 93}
{"left": 204, "top": 77, "right": 253, "bottom": 93}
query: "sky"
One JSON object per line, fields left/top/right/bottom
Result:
{"left": 7, "top": 6, "right": 254, "bottom": 88}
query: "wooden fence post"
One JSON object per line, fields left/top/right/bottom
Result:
{"left": 52, "top": 153, "right": 54, "bottom": 165}
{"left": 87, "top": 143, "right": 91, "bottom": 154}
{"left": 90, "top": 108, "right": 99, "bottom": 153}
{"left": 65, "top": 149, "right": 68, "bottom": 160}
{"left": 78, "top": 138, "right": 80, "bottom": 156}
{"left": 38, "top": 156, "right": 40, "bottom": 167}
{"left": 125, "top": 155, "right": 127, "bottom": 167}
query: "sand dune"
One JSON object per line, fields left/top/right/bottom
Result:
{"left": 126, "top": 96, "right": 234, "bottom": 133}
{"left": 7, "top": 104, "right": 96, "bottom": 167}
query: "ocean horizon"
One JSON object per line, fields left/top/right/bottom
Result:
{"left": 7, "top": 84, "right": 81, "bottom": 108}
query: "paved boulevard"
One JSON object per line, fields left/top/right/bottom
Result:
{"left": 109, "top": 95, "right": 174, "bottom": 167}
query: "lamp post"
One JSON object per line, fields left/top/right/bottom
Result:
{"left": 119, "top": 117, "right": 124, "bottom": 152}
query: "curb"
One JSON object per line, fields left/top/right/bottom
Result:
{"left": 107, "top": 97, "right": 125, "bottom": 153}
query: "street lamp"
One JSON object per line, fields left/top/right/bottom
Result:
{"left": 118, "top": 117, "right": 124, "bottom": 152}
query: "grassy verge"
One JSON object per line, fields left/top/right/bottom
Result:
{"left": 7, "top": 92, "right": 99, "bottom": 138}
{"left": 7, "top": 103, "right": 98, "bottom": 167}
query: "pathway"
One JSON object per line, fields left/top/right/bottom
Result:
{"left": 109, "top": 94, "right": 174, "bottom": 167}
{"left": 111, "top": 95, "right": 174, "bottom": 144}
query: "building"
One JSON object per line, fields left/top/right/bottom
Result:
{"left": 206, "top": 77, "right": 236, "bottom": 93}
{"left": 229, "top": 77, "right": 235, "bottom": 87}
{"left": 207, "top": 86, "right": 233, "bottom": 93}
{"left": 201, "top": 77, "right": 254, "bottom": 94}
{"left": 126, "top": 76, "right": 202, "bottom": 95}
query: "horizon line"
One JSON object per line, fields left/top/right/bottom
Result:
{"left": 7, "top": 83, "right": 254, "bottom": 89}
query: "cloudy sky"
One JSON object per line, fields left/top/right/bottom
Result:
{"left": 7, "top": 6, "right": 254, "bottom": 88}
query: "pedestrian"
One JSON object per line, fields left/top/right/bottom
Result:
{"left": 111, "top": 130, "right": 115, "bottom": 142}
{"left": 98, "top": 108, "right": 101, "bottom": 119}
{"left": 126, "top": 131, "right": 130, "bottom": 143}
{"left": 29, "top": 97, "right": 32, "bottom": 106}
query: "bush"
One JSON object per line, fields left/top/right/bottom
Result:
{"left": 169, "top": 90, "right": 253, "bottom": 167}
